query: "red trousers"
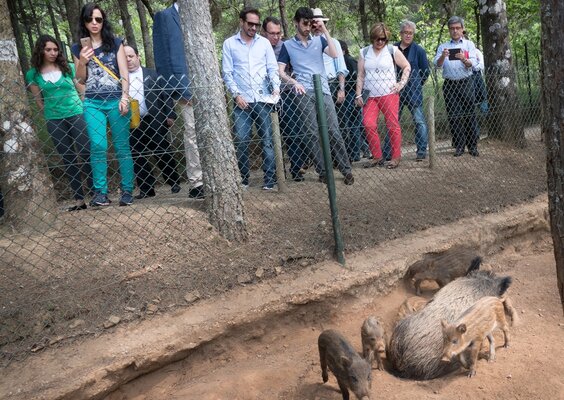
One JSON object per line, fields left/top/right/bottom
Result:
{"left": 362, "top": 93, "right": 402, "bottom": 160}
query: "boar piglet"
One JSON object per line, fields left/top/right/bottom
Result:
{"left": 441, "top": 296, "right": 517, "bottom": 377}
{"left": 405, "top": 247, "right": 481, "bottom": 295}
{"left": 360, "top": 317, "right": 386, "bottom": 370}
{"left": 318, "top": 329, "right": 372, "bottom": 400}
{"left": 396, "top": 296, "right": 428, "bottom": 321}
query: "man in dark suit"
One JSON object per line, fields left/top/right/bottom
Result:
{"left": 152, "top": 1, "right": 204, "bottom": 199}
{"left": 125, "top": 45, "right": 181, "bottom": 199}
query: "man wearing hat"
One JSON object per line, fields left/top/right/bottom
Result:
{"left": 277, "top": 7, "right": 354, "bottom": 185}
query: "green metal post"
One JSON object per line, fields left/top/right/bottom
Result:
{"left": 313, "top": 75, "right": 345, "bottom": 266}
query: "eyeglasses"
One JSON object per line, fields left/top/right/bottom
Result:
{"left": 266, "top": 31, "right": 281, "bottom": 36}
{"left": 300, "top": 19, "right": 313, "bottom": 26}
{"left": 401, "top": 31, "right": 414, "bottom": 36}
{"left": 375, "top": 37, "right": 387, "bottom": 42}
{"left": 85, "top": 16, "right": 103, "bottom": 24}
{"left": 245, "top": 20, "right": 261, "bottom": 28}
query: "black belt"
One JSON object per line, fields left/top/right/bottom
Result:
{"left": 444, "top": 76, "right": 472, "bottom": 83}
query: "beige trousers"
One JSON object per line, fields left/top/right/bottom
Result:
{"left": 179, "top": 102, "right": 203, "bottom": 188}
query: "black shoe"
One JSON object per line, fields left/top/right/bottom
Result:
{"left": 343, "top": 173, "right": 355, "bottom": 185}
{"left": 291, "top": 172, "right": 304, "bottom": 182}
{"left": 66, "top": 203, "right": 87, "bottom": 212}
{"left": 469, "top": 149, "right": 480, "bottom": 157}
{"left": 454, "top": 150, "right": 464, "bottom": 157}
{"left": 318, "top": 175, "right": 327, "bottom": 184}
{"left": 135, "top": 189, "right": 156, "bottom": 199}
{"left": 171, "top": 184, "right": 181, "bottom": 194}
{"left": 188, "top": 186, "right": 205, "bottom": 199}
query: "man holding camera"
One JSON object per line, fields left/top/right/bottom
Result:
{"left": 277, "top": 7, "right": 354, "bottom": 185}
{"left": 434, "top": 16, "right": 479, "bottom": 157}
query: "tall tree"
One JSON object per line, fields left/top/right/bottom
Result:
{"left": 47, "top": 1, "right": 63, "bottom": 46}
{"left": 541, "top": 0, "right": 564, "bottom": 314}
{"left": 278, "top": 0, "right": 289, "bottom": 39}
{"left": 359, "top": 0, "right": 369, "bottom": 43}
{"left": 135, "top": 0, "right": 154, "bottom": 68}
{"left": 6, "top": 0, "right": 29, "bottom": 73}
{"left": 479, "top": 0, "right": 525, "bottom": 147}
{"left": 0, "top": 0, "right": 57, "bottom": 232}
{"left": 63, "top": 0, "right": 81, "bottom": 44}
{"left": 117, "top": 0, "right": 137, "bottom": 47}
{"left": 178, "top": 0, "right": 248, "bottom": 242}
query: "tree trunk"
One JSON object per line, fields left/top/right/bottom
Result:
{"left": 541, "top": 0, "right": 564, "bottom": 315}
{"left": 479, "top": 0, "right": 525, "bottom": 147}
{"left": 0, "top": 0, "right": 57, "bottom": 232}
{"left": 368, "top": 0, "right": 386, "bottom": 22}
{"left": 442, "top": 0, "right": 460, "bottom": 17}
{"left": 177, "top": 0, "right": 248, "bottom": 242}
{"left": 278, "top": 0, "right": 289, "bottom": 39}
{"left": 135, "top": 0, "right": 154, "bottom": 68}
{"left": 48, "top": 1, "right": 63, "bottom": 46}
{"left": 140, "top": 0, "right": 154, "bottom": 19}
{"left": 17, "top": 0, "right": 34, "bottom": 50}
{"left": 63, "top": 0, "right": 81, "bottom": 44}
{"left": 117, "top": 0, "right": 137, "bottom": 48}
{"left": 6, "top": 0, "right": 29, "bottom": 73}
{"left": 359, "top": 0, "right": 369, "bottom": 44}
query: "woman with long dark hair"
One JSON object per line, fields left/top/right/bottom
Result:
{"left": 26, "top": 34, "right": 91, "bottom": 211}
{"left": 71, "top": 3, "right": 134, "bottom": 207}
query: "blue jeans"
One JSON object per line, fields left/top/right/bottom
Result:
{"left": 382, "top": 101, "right": 428, "bottom": 160}
{"left": 341, "top": 90, "right": 368, "bottom": 161}
{"left": 280, "top": 92, "right": 306, "bottom": 178}
{"left": 233, "top": 102, "right": 276, "bottom": 187}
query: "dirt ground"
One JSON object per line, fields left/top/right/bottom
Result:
{"left": 104, "top": 235, "right": 564, "bottom": 400}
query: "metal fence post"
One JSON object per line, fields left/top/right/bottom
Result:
{"left": 313, "top": 74, "right": 345, "bottom": 266}
{"left": 270, "top": 111, "right": 288, "bottom": 193}
{"left": 426, "top": 94, "right": 436, "bottom": 169}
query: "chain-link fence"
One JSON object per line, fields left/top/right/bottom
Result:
{"left": 0, "top": 66, "right": 544, "bottom": 366}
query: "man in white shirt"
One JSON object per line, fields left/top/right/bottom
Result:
{"left": 222, "top": 7, "right": 280, "bottom": 190}
{"left": 125, "top": 45, "right": 183, "bottom": 199}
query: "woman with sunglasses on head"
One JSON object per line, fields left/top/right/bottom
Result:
{"left": 71, "top": 3, "right": 134, "bottom": 207}
{"left": 26, "top": 34, "right": 92, "bottom": 212}
{"left": 355, "top": 23, "right": 411, "bottom": 169}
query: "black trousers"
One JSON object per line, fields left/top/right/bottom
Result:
{"left": 443, "top": 77, "right": 479, "bottom": 153}
{"left": 130, "top": 116, "right": 180, "bottom": 193}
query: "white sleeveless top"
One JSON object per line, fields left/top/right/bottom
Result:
{"left": 361, "top": 45, "right": 398, "bottom": 97}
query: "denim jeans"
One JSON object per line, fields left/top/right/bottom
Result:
{"left": 233, "top": 102, "right": 276, "bottom": 187}
{"left": 383, "top": 101, "right": 428, "bottom": 160}
{"left": 340, "top": 90, "right": 367, "bottom": 161}
{"left": 280, "top": 92, "right": 306, "bottom": 178}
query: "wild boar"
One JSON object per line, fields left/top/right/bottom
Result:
{"left": 441, "top": 296, "right": 518, "bottom": 377}
{"left": 396, "top": 296, "right": 429, "bottom": 321}
{"left": 361, "top": 317, "right": 386, "bottom": 370}
{"left": 318, "top": 329, "right": 372, "bottom": 400}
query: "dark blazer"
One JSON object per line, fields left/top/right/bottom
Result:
{"left": 139, "top": 67, "right": 176, "bottom": 132}
{"left": 152, "top": 4, "right": 191, "bottom": 99}
{"left": 395, "top": 41, "right": 430, "bottom": 108}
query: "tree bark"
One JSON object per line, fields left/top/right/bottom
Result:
{"left": 359, "top": 0, "right": 369, "bottom": 44}
{"left": 541, "top": 0, "right": 564, "bottom": 315}
{"left": 278, "top": 0, "right": 289, "bottom": 39}
{"left": 47, "top": 1, "right": 63, "bottom": 46}
{"left": 0, "top": 0, "right": 57, "bottom": 232}
{"left": 135, "top": 0, "right": 154, "bottom": 68}
{"left": 479, "top": 0, "right": 525, "bottom": 147}
{"left": 177, "top": 0, "right": 248, "bottom": 242}
{"left": 140, "top": 0, "right": 154, "bottom": 19}
{"left": 63, "top": 0, "right": 81, "bottom": 44}
{"left": 117, "top": 0, "right": 137, "bottom": 48}
{"left": 6, "top": 0, "right": 29, "bottom": 73}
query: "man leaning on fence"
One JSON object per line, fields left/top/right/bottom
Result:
{"left": 434, "top": 16, "right": 480, "bottom": 157}
{"left": 277, "top": 7, "right": 354, "bottom": 185}
{"left": 152, "top": 0, "right": 204, "bottom": 199}
{"left": 125, "top": 45, "right": 182, "bottom": 199}
{"left": 222, "top": 7, "right": 280, "bottom": 190}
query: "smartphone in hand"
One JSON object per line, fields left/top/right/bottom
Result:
{"left": 448, "top": 48, "right": 461, "bottom": 60}
{"left": 80, "top": 37, "right": 92, "bottom": 49}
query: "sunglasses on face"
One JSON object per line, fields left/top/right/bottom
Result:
{"left": 85, "top": 16, "right": 103, "bottom": 24}
{"left": 245, "top": 20, "right": 261, "bottom": 28}
{"left": 375, "top": 37, "right": 387, "bottom": 42}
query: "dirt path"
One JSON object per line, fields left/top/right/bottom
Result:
{"left": 105, "top": 236, "right": 563, "bottom": 400}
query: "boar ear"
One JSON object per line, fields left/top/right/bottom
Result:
{"left": 341, "top": 356, "right": 352, "bottom": 368}
{"left": 440, "top": 319, "right": 448, "bottom": 330}
{"left": 456, "top": 323, "right": 467, "bottom": 334}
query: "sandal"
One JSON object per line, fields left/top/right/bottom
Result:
{"left": 363, "top": 158, "right": 385, "bottom": 168}
{"left": 386, "top": 159, "right": 400, "bottom": 169}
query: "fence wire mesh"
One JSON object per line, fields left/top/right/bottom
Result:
{"left": 0, "top": 66, "right": 544, "bottom": 366}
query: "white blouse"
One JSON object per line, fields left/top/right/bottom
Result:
{"left": 361, "top": 45, "right": 398, "bottom": 97}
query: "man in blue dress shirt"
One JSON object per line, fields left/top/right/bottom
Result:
{"left": 434, "top": 16, "right": 480, "bottom": 157}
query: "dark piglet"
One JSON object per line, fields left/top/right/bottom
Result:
{"left": 388, "top": 270, "right": 512, "bottom": 380}
{"left": 361, "top": 317, "right": 386, "bottom": 370}
{"left": 405, "top": 247, "right": 481, "bottom": 295}
{"left": 318, "top": 329, "right": 372, "bottom": 400}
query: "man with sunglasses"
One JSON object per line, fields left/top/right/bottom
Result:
{"left": 222, "top": 7, "right": 280, "bottom": 190}
{"left": 277, "top": 7, "right": 354, "bottom": 185}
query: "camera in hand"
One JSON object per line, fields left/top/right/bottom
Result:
{"left": 448, "top": 48, "right": 461, "bottom": 60}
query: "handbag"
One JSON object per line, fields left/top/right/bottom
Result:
{"left": 91, "top": 55, "right": 141, "bottom": 129}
